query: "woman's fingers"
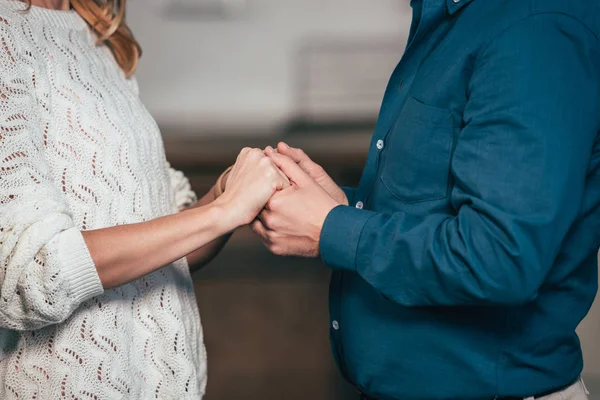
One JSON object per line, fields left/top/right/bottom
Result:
{"left": 264, "top": 145, "right": 278, "bottom": 155}
{"left": 275, "top": 165, "right": 291, "bottom": 189}
{"left": 221, "top": 147, "right": 297, "bottom": 227}
{"left": 263, "top": 147, "right": 291, "bottom": 188}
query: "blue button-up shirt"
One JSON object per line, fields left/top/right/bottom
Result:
{"left": 319, "top": 0, "right": 600, "bottom": 399}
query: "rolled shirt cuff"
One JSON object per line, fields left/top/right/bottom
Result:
{"left": 319, "top": 205, "right": 377, "bottom": 271}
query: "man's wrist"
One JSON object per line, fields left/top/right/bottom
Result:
{"left": 319, "top": 205, "right": 376, "bottom": 271}
{"left": 341, "top": 192, "right": 349, "bottom": 206}
{"left": 340, "top": 187, "right": 356, "bottom": 206}
{"left": 313, "top": 199, "right": 341, "bottom": 254}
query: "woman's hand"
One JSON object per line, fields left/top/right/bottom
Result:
{"left": 216, "top": 147, "right": 290, "bottom": 228}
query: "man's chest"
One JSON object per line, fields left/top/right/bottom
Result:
{"left": 357, "top": 0, "right": 526, "bottom": 214}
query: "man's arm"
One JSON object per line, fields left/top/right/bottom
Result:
{"left": 320, "top": 14, "right": 600, "bottom": 306}
{"left": 257, "top": 14, "right": 600, "bottom": 307}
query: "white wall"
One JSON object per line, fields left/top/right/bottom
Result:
{"left": 127, "top": 0, "right": 412, "bottom": 134}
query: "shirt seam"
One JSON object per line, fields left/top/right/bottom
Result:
{"left": 475, "top": 12, "right": 599, "bottom": 71}
{"left": 353, "top": 212, "right": 380, "bottom": 273}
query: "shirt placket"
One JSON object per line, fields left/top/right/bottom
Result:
{"left": 352, "top": 0, "right": 446, "bottom": 210}
{"left": 328, "top": 0, "right": 448, "bottom": 385}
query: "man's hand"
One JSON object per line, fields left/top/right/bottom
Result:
{"left": 218, "top": 148, "right": 290, "bottom": 228}
{"left": 251, "top": 152, "right": 341, "bottom": 257}
{"left": 265, "top": 142, "right": 348, "bottom": 206}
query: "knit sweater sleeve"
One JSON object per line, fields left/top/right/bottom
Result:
{"left": 0, "top": 20, "right": 104, "bottom": 331}
{"left": 166, "top": 163, "right": 198, "bottom": 211}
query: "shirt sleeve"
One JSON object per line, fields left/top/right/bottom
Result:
{"left": 320, "top": 14, "right": 600, "bottom": 307}
{"left": 0, "top": 21, "right": 103, "bottom": 330}
{"left": 166, "top": 163, "right": 198, "bottom": 211}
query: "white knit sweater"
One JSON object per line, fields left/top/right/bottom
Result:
{"left": 0, "top": 2, "right": 207, "bottom": 398}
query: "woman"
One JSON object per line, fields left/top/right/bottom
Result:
{"left": 0, "top": 0, "right": 288, "bottom": 398}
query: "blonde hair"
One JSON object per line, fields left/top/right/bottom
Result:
{"left": 24, "top": 0, "right": 141, "bottom": 77}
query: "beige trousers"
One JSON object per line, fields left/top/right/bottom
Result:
{"left": 523, "top": 378, "right": 590, "bottom": 400}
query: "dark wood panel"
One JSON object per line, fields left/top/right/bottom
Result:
{"left": 163, "top": 132, "right": 371, "bottom": 169}
{"left": 193, "top": 231, "right": 358, "bottom": 400}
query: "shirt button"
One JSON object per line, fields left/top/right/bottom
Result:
{"left": 376, "top": 140, "right": 384, "bottom": 150}
{"left": 355, "top": 201, "right": 364, "bottom": 209}
{"left": 332, "top": 320, "right": 339, "bottom": 330}
{"left": 453, "top": 0, "right": 460, "bottom": 3}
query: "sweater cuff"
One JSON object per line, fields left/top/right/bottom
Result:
{"left": 56, "top": 227, "right": 104, "bottom": 304}
{"left": 320, "top": 205, "right": 376, "bottom": 271}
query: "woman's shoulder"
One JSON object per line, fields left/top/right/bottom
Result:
{"left": 0, "top": 2, "right": 46, "bottom": 74}
{"left": 0, "top": 1, "right": 38, "bottom": 55}
{"left": 0, "top": 1, "right": 31, "bottom": 26}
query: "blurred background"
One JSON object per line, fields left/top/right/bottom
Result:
{"left": 126, "top": 1, "right": 600, "bottom": 399}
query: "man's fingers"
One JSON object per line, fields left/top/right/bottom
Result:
{"left": 269, "top": 152, "right": 311, "bottom": 186}
{"left": 257, "top": 209, "right": 271, "bottom": 228}
{"left": 250, "top": 219, "right": 270, "bottom": 242}
{"left": 277, "top": 142, "right": 322, "bottom": 175}
{"left": 251, "top": 219, "right": 284, "bottom": 255}
{"left": 277, "top": 142, "right": 307, "bottom": 163}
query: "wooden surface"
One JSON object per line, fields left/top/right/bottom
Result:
{"left": 163, "top": 131, "right": 372, "bottom": 168}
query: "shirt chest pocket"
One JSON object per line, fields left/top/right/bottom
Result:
{"left": 381, "top": 96, "right": 455, "bottom": 203}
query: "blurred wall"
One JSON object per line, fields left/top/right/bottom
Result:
{"left": 127, "top": 0, "right": 412, "bottom": 133}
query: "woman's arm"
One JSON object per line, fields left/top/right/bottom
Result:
{"left": 166, "top": 164, "right": 233, "bottom": 271}
{"left": 1, "top": 74, "right": 282, "bottom": 332}
{"left": 84, "top": 149, "right": 285, "bottom": 289}
{"left": 0, "top": 15, "right": 288, "bottom": 330}
{"left": 185, "top": 183, "right": 233, "bottom": 272}
{"left": 83, "top": 198, "right": 229, "bottom": 289}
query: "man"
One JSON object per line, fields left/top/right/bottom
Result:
{"left": 251, "top": 0, "right": 600, "bottom": 399}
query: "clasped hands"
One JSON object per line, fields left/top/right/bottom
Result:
{"left": 220, "top": 142, "right": 348, "bottom": 257}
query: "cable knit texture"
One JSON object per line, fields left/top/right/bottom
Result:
{"left": 0, "top": 1, "right": 205, "bottom": 398}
